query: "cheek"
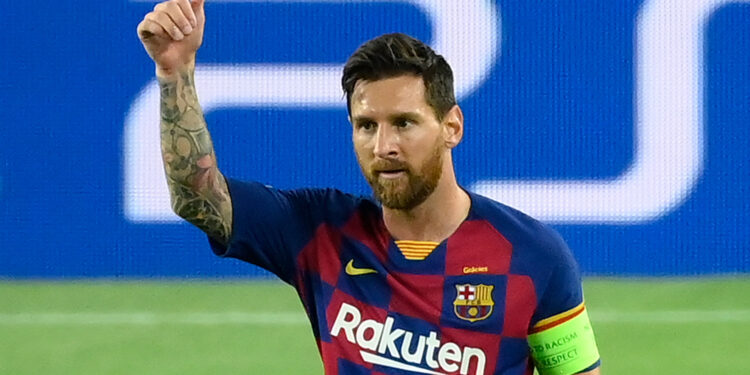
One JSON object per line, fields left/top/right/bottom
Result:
{"left": 352, "top": 140, "right": 371, "bottom": 163}
{"left": 407, "top": 133, "right": 440, "bottom": 161}
{"left": 353, "top": 133, "right": 373, "bottom": 153}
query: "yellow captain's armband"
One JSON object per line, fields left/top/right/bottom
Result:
{"left": 528, "top": 304, "right": 600, "bottom": 375}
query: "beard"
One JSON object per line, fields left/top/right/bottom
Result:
{"left": 360, "top": 144, "right": 444, "bottom": 210}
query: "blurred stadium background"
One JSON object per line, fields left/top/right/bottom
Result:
{"left": 1, "top": 0, "right": 748, "bottom": 374}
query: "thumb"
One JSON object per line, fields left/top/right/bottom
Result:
{"left": 192, "top": 0, "right": 205, "bottom": 15}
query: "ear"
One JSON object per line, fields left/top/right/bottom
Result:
{"left": 441, "top": 105, "right": 464, "bottom": 149}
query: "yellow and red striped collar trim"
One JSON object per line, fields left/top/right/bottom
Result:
{"left": 395, "top": 240, "right": 440, "bottom": 260}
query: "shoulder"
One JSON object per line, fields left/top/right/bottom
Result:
{"left": 288, "top": 186, "right": 381, "bottom": 225}
{"left": 226, "top": 178, "right": 378, "bottom": 225}
{"left": 469, "top": 192, "right": 585, "bottom": 321}
{"left": 468, "top": 191, "right": 575, "bottom": 269}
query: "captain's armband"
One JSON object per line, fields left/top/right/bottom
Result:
{"left": 528, "top": 303, "right": 600, "bottom": 375}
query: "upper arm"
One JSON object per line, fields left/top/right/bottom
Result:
{"left": 578, "top": 368, "right": 601, "bottom": 375}
{"left": 207, "top": 179, "right": 360, "bottom": 283}
{"left": 528, "top": 230, "right": 601, "bottom": 374}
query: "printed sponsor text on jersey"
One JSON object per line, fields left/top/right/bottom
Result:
{"left": 330, "top": 303, "right": 487, "bottom": 375}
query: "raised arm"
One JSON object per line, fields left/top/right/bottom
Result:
{"left": 137, "top": 0, "right": 232, "bottom": 244}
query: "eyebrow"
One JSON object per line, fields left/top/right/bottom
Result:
{"left": 352, "top": 112, "right": 423, "bottom": 124}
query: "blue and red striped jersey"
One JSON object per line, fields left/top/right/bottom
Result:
{"left": 209, "top": 179, "right": 595, "bottom": 375}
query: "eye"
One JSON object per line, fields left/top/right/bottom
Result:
{"left": 395, "top": 118, "right": 414, "bottom": 128}
{"left": 357, "top": 121, "right": 377, "bottom": 131}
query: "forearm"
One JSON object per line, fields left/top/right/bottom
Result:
{"left": 158, "top": 68, "right": 232, "bottom": 243}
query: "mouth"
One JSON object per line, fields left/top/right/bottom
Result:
{"left": 375, "top": 169, "right": 407, "bottom": 179}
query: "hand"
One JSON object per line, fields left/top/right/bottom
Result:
{"left": 137, "top": 0, "right": 206, "bottom": 76}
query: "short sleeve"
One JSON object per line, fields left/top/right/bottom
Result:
{"left": 532, "top": 264, "right": 584, "bottom": 326}
{"left": 208, "top": 178, "right": 360, "bottom": 284}
{"left": 531, "top": 235, "right": 585, "bottom": 326}
{"left": 528, "top": 234, "right": 601, "bottom": 374}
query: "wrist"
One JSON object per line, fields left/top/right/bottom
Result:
{"left": 155, "top": 60, "right": 196, "bottom": 80}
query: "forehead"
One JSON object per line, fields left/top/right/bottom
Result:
{"left": 350, "top": 75, "right": 430, "bottom": 118}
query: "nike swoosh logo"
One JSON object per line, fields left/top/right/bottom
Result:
{"left": 345, "top": 260, "right": 378, "bottom": 276}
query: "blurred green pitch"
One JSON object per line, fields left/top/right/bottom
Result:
{"left": 1, "top": 278, "right": 748, "bottom": 374}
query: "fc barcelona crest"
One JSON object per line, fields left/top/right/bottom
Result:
{"left": 453, "top": 284, "right": 494, "bottom": 322}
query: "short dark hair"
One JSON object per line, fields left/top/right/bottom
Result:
{"left": 342, "top": 33, "right": 456, "bottom": 120}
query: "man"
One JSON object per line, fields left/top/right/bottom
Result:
{"left": 137, "top": 1, "right": 602, "bottom": 374}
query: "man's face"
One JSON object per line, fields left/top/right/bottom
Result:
{"left": 350, "top": 75, "right": 446, "bottom": 210}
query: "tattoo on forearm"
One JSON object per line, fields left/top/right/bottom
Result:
{"left": 159, "top": 72, "right": 232, "bottom": 244}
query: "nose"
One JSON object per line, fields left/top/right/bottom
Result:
{"left": 373, "top": 124, "right": 399, "bottom": 159}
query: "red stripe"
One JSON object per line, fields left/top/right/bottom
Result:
{"left": 528, "top": 307, "right": 585, "bottom": 334}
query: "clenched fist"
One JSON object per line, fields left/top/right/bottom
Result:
{"left": 137, "top": 0, "right": 205, "bottom": 76}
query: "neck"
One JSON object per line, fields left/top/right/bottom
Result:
{"left": 382, "top": 163, "right": 471, "bottom": 242}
